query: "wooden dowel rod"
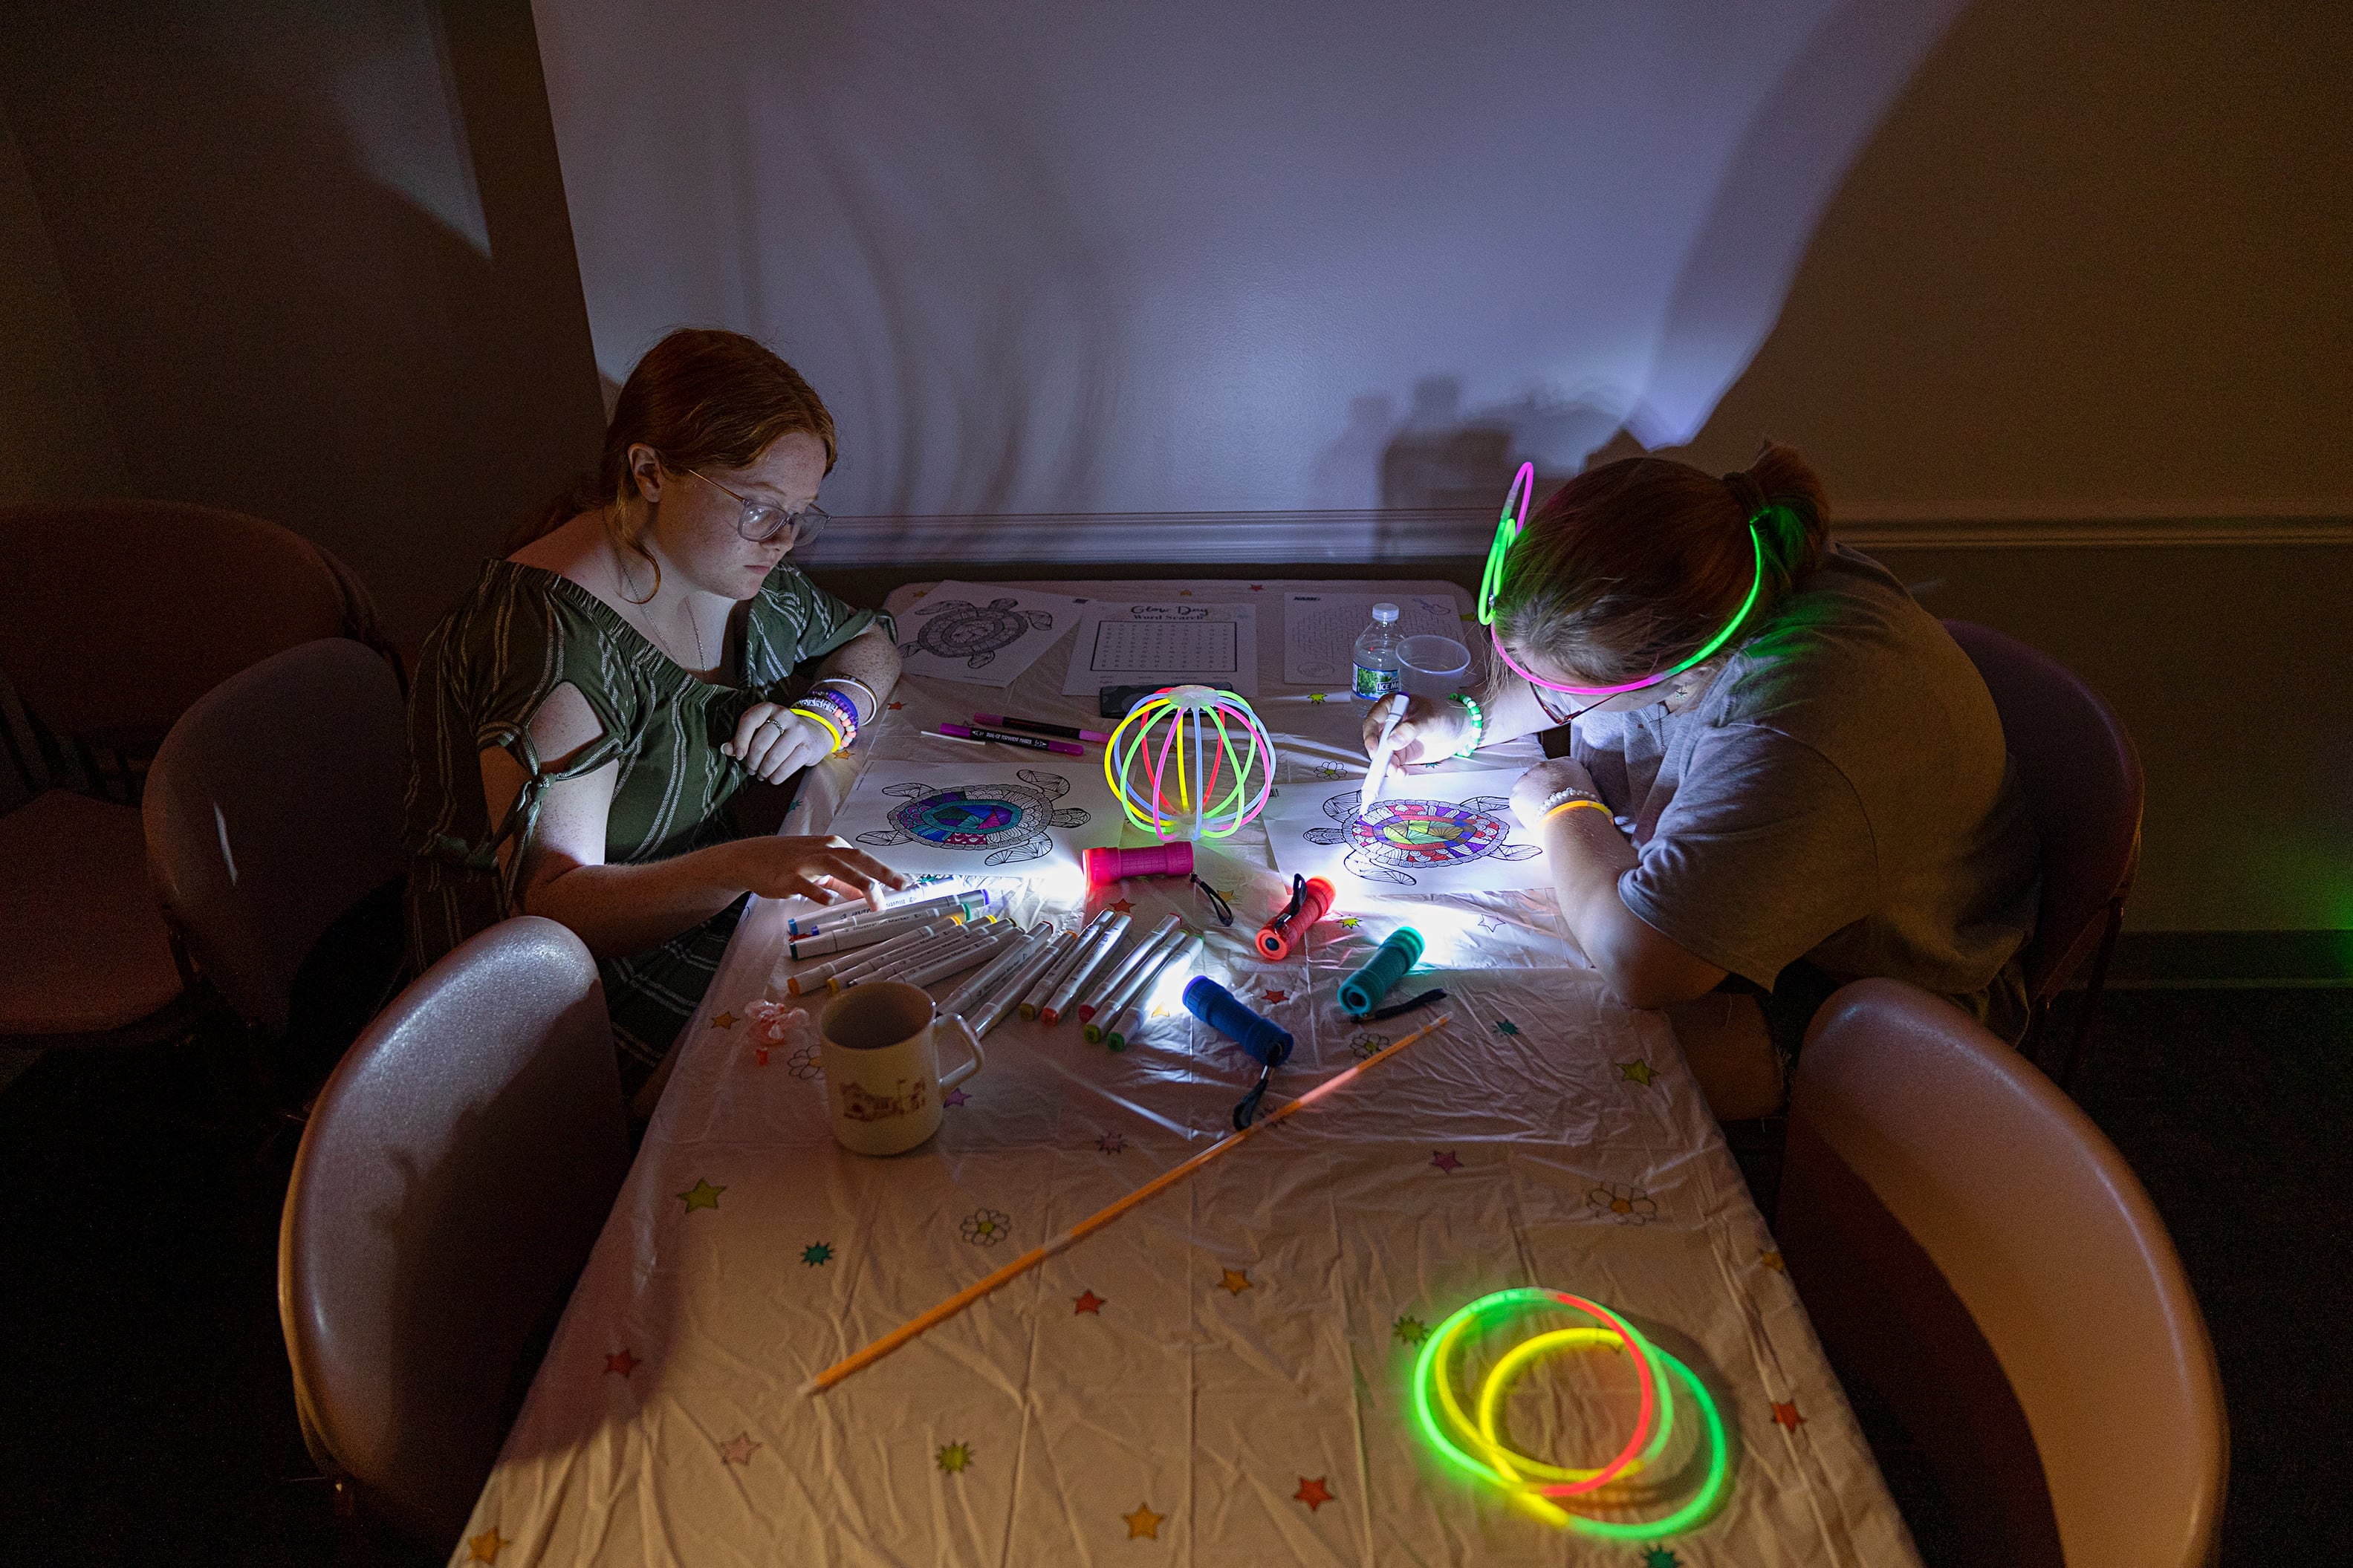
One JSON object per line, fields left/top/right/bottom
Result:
{"left": 799, "top": 1012, "right": 1455, "bottom": 1395}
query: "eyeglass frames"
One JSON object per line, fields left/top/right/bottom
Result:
{"left": 1477, "top": 461, "right": 1766, "bottom": 699}
{"left": 684, "top": 466, "right": 830, "bottom": 547}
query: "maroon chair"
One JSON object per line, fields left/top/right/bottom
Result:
{"left": 143, "top": 639, "right": 409, "bottom": 1038}
{"left": 0, "top": 500, "right": 397, "bottom": 1050}
{"left": 1942, "top": 619, "right": 2143, "bottom": 1087}
{"left": 277, "top": 917, "right": 629, "bottom": 1549}
{"left": 1782, "top": 979, "right": 2224, "bottom": 1568}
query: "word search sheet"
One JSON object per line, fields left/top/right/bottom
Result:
{"left": 1281, "top": 592, "right": 1469, "bottom": 686}
{"left": 1060, "top": 600, "right": 1260, "bottom": 697}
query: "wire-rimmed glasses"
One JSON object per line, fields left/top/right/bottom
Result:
{"left": 684, "top": 466, "right": 830, "bottom": 546}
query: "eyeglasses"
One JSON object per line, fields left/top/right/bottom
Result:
{"left": 1479, "top": 460, "right": 1766, "bottom": 699}
{"left": 684, "top": 466, "right": 829, "bottom": 546}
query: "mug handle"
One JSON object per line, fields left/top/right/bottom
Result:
{"left": 938, "top": 1012, "right": 987, "bottom": 1090}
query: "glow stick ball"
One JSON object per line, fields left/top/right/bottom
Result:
{"left": 1103, "top": 684, "right": 1275, "bottom": 841}
{"left": 1083, "top": 840, "right": 1194, "bottom": 885}
{"left": 1339, "top": 926, "right": 1424, "bottom": 1016}
{"left": 1181, "top": 976, "right": 1294, "bottom": 1067}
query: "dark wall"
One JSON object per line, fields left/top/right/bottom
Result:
{"left": 0, "top": 1, "right": 606, "bottom": 634}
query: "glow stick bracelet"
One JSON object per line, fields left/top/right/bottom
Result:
{"left": 802, "top": 1012, "right": 1453, "bottom": 1395}
{"left": 1013, "top": 927, "right": 1091, "bottom": 1019}
{"left": 1022, "top": 911, "right": 1113, "bottom": 1018}
{"left": 788, "top": 909, "right": 946, "bottom": 959}
{"left": 1083, "top": 927, "right": 1187, "bottom": 1043}
{"left": 938, "top": 928, "right": 1048, "bottom": 1018}
{"left": 791, "top": 887, "right": 982, "bottom": 936}
{"left": 1075, "top": 914, "right": 1181, "bottom": 1020}
{"left": 901, "top": 931, "right": 1013, "bottom": 989}
{"left": 837, "top": 926, "right": 986, "bottom": 989}
{"left": 969, "top": 933, "right": 1074, "bottom": 1037}
{"left": 1102, "top": 934, "right": 1203, "bottom": 1050}
{"left": 1039, "top": 913, "right": 1131, "bottom": 1025}
{"left": 785, "top": 921, "right": 948, "bottom": 992}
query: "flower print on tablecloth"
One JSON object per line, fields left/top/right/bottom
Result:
{"left": 959, "top": 1208, "right": 1013, "bottom": 1246}
{"left": 1586, "top": 1181, "right": 1658, "bottom": 1225}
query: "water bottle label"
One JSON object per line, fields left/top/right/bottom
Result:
{"left": 1354, "top": 662, "right": 1400, "bottom": 700}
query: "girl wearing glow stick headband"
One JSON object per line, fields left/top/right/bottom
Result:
{"left": 1367, "top": 444, "right": 2039, "bottom": 1122}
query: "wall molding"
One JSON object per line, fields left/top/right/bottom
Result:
{"left": 798, "top": 510, "right": 2353, "bottom": 567}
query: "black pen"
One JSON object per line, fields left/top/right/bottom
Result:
{"left": 938, "top": 722, "right": 1083, "bottom": 755}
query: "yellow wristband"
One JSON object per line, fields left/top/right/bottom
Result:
{"left": 1544, "top": 798, "right": 1612, "bottom": 824}
{"left": 791, "top": 703, "right": 847, "bottom": 753}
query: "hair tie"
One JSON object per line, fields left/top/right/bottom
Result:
{"left": 1721, "top": 469, "right": 1767, "bottom": 523}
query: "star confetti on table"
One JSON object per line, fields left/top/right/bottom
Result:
{"left": 709, "top": 1011, "right": 736, "bottom": 1030}
{"left": 1772, "top": 1399, "right": 1807, "bottom": 1431}
{"left": 1109, "top": 897, "right": 1135, "bottom": 914}
{"left": 466, "top": 1528, "right": 509, "bottom": 1563}
{"left": 1642, "top": 1549, "right": 1682, "bottom": 1568}
{"left": 1249, "top": 582, "right": 1263, "bottom": 591}
{"left": 1308, "top": 692, "right": 1327, "bottom": 703}
{"left": 1178, "top": 588, "right": 1193, "bottom": 596}
{"left": 1616, "top": 1058, "right": 1656, "bottom": 1087}
{"left": 1123, "top": 1503, "right": 1164, "bottom": 1540}
{"left": 801, "top": 1241, "right": 833, "bottom": 1266}
{"left": 944, "top": 1087, "right": 970, "bottom": 1107}
{"left": 936, "top": 1441, "right": 973, "bottom": 1474}
{"left": 1337, "top": 916, "right": 1360, "bottom": 928}
{"left": 1493, "top": 1018, "right": 1522, "bottom": 1036}
{"left": 678, "top": 1178, "right": 725, "bottom": 1213}
{"left": 1218, "top": 1268, "right": 1255, "bottom": 1296}
{"left": 1263, "top": 989, "right": 1288, "bottom": 1004}
{"left": 1097, "top": 1131, "right": 1126, "bottom": 1153}
{"left": 887, "top": 700, "right": 904, "bottom": 711}
{"left": 1760, "top": 1247, "right": 1785, "bottom": 1272}
{"left": 1392, "top": 1314, "right": 1430, "bottom": 1346}
{"left": 1294, "top": 1476, "right": 1334, "bottom": 1512}
{"left": 912, "top": 589, "right": 929, "bottom": 599}
{"left": 719, "top": 1432, "right": 762, "bottom": 1465}
{"left": 603, "top": 1349, "right": 637, "bottom": 1377}
{"left": 1074, "top": 1289, "right": 1107, "bottom": 1314}
{"left": 1429, "top": 1149, "right": 1462, "bottom": 1174}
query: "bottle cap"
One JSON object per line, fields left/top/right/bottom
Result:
{"left": 1372, "top": 602, "right": 1399, "bottom": 623}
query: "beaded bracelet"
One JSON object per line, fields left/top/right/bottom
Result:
{"left": 790, "top": 689, "right": 858, "bottom": 753}
{"left": 1540, "top": 784, "right": 1603, "bottom": 813}
{"left": 1449, "top": 693, "right": 1486, "bottom": 757}
{"left": 813, "top": 674, "right": 879, "bottom": 726}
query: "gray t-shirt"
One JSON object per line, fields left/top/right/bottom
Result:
{"left": 1573, "top": 545, "right": 2038, "bottom": 1038}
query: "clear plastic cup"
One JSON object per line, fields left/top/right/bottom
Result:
{"left": 1398, "top": 634, "right": 1471, "bottom": 697}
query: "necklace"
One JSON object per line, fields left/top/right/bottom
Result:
{"left": 614, "top": 543, "right": 710, "bottom": 673}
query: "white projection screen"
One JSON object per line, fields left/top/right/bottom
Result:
{"left": 531, "top": 0, "right": 1963, "bottom": 519}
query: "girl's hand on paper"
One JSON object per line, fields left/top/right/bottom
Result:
{"left": 1362, "top": 694, "right": 1465, "bottom": 769}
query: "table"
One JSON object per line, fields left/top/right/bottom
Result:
{"left": 452, "top": 578, "right": 1923, "bottom": 1567}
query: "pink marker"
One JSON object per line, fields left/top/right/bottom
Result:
{"left": 942, "top": 722, "right": 1085, "bottom": 757}
{"left": 973, "top": 712, "right": 1111, "bottom": 744}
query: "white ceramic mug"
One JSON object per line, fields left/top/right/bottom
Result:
{"left": 817, "top": 980, "right": 986, "bottom": 1156}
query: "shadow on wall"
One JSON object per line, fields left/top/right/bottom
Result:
{"left": 1, "top": 4, "right": 605, "bottom": 635}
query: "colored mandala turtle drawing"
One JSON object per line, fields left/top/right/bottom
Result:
{"left": 900, "top": 597, "right": 1053, "bottom": 668}
{"left": 854, "top": 770, "right": 1090, "bottom": 866}
{"left": 1303, "top": 792, "right": 1542, "bottom": 886}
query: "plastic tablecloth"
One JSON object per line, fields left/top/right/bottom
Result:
{"left": 452, "top": 579, "right": 1921, "bottom": 1567}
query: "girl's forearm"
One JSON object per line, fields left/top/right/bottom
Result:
{"left": 1469, "top": 666, "right": 1560, "bottom": 747}
{"left": 522, "top": 839, "right": 759, "bottom": 960}
{"left": 812, "top": 628, "right": 902, "bottom": 722}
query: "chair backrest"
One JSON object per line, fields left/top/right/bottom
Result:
{"left": 278, "top": 917, "right": 629, "bottom": 1547}
{"left": 1781, "top": 979, "right": 2225, "bottom": 1568}
{"left": 1941, "top": 619, "right": 2144, "bottom": 1006}
{"left": 0, "top": 500, "right": 391, "bottom": 751}
{"left": 144, "top": 639, "right": 409, "bottom": 1034}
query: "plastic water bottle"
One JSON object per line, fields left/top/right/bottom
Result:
{"left": 1352, "top": 602, "right": 1403, "bottom": 700}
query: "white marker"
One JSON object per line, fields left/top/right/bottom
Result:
{"left": 1360, "top": 692, "right": 1406, "bottom": 817}
{"left": 785, "top": 921, "right": 948, "bottom": 994}
{"left": 1103, "top": 934, "right": 1205, "bottom": 1050}
{"left": 902, "top": 931, "right": 1013, "bottom": 989}
{"left": 1022, "top": 911, "right": 1114, "bottom": 1019}
{"left": 1039, "top": 913, "right": 1132, "bottom": 1026}
{"left": 938, "top": 927, "right": 1048, "bottom": 1019}
{"left": 1075, "top": 913, "right": 1182, "bottom": 1021}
